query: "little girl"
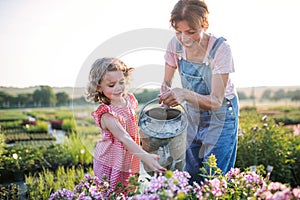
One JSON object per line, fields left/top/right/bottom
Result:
{"left": 85, "top": 57, "right": 166, "bottom": 190}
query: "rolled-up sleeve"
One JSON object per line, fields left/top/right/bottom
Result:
{"left": 211, "top": 42, "right": 235, "bottom": 74}
{"left": 164, "top": 37, "right": 179, "bottom": 69}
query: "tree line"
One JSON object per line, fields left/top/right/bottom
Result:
{"left": 135, "top": 88, "right": 300, "bottom": 103}
{"left": 1, "top": 86, "right": 300, "bottom": 109}
{"left": 238, "top": 89, "right": 300, "bottom": 101}
{"left": 0, "top": 86, "right": 70, "bottom": 108}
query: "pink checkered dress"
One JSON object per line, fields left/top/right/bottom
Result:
{"left": 92, "top": 93, "right": 140, "bottom": 189}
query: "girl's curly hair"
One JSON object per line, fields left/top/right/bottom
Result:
{"left": 85, "top": 57, "right": 133, "bottom": 105}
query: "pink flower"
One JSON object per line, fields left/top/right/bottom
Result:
{"left": 226, "top": 168, "right": 241, "bottom": 179}
{"left": 268, "top": 182, "right": 287, "bottom": 191}
{"left": 209, "top": 178, "right": 224, "bottom": 197}
{"left": 292, "top": 188, "right": 300, "bottom": 199}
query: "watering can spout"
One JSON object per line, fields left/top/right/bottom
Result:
{"left": 157, "top": 145, "right": 173, "bottom": 167}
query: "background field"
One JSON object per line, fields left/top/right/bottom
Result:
{"left": 1, "top": 85, "right": 300, "bottom": 108}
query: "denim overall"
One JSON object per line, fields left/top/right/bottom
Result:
{"left": 177, "top": 37, "right": 239, "bottom": 183}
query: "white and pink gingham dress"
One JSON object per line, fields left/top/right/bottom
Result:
{"left": 92, "top": 93, "right": 140, "bottom": 189}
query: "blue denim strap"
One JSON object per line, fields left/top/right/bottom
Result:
{"left": 176, "top": 37, "right": 226, "bottom": 93}
{"left": 207, "top": 37, "right": 226, "bottom": 60}
{"left": 176, "top": 40, "right": 183, "bottom": 60}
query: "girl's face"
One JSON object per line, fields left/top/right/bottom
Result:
{"left": 175, "top": 20, "right": 203, "bottom": 47}
{"left": 97, "top": 70, "right": 125, "bottom": 104}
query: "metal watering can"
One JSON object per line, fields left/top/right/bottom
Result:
{"left": 138, "top": 98, "right": 188, "bottom": 170}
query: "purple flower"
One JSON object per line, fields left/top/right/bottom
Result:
{"left": 49, "top": 188, "right": 74, "bottom": 200}
{"left": 131, "top": 194, "right": 159, "bottom": 200}
{"left": 49, "top": 164, "right": 300, "bottom": 200}
{"left": 147, "top": 174, "right": 167, "bottom": 193}
{"left": 244, "top": 174, "right": 253, "bottom": 184}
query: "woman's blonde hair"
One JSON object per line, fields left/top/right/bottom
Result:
{"left": 85, "top": 57, "right": 133, "bottom": 104}
{"left": 170, "top": 0, "right": 209, "bottom": 31}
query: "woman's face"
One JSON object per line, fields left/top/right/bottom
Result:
{"left": 175, "top": 20, "right": 203, "bottom": 47}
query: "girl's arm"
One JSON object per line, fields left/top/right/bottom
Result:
{"left": 101, "top": 113, "right": 166, "bottom": 173}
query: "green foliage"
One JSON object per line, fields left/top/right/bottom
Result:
{"left": 76, "top": 125, "right": 98, "bottom": 135}
{"left": 0, "top": 120, "right": 23, "bottom": 129}
{"left": 261, "top": 89, "right": 272, "bottom": 100}
{"left": 41, "top": 144, "right": 75, "bottom": 170}
{"left": 271, "top": 89, "right": 286, "bottom": 101}
{"left": 25, "top": 120, "right": 48, "bottom": 133}
{"left": 55, "top": 110, "right": 73, "bottom": 120}
{"left": 199, "top": 154, "right": 222, "bottom": 180}
{"left": 0, "top": 91, "right": 14, "bottom": 108}
{"left": 25, "top": 166, "right": 92, "bottom": 200}
{"left": 236, "top": 111, "right": 300, "bottom": 187}
{"left": 291, "top": 94, "right": 300, "bottom": 101}
{"left": 32, "top": 85, "right": 57, "bottom": 107}
{"left": 47, "top": 155, "right": 298, "bottom": 200}
{"left": 62, "top": 118, "right": 76, "bottom": 132}
{"left": 0, "top": 141, "right": 93, "bottom": 179}
{"left": 0, "top": 110, "right": 27, "bottom": 121}
{"left": 265, "top": 106, "right": 300, "bottom": 125}
{"left": 64, "top": 132, "right": 93, "bottom": 165}
{"left": 0, "top": 183, "right": 19, "bottom": 200}
{"left": 0, "top": 133, "right": 6, "bottom": 155}
{"left": 25, "top": 109, "right": 56, "bottom": 121}
{"left": 1, "top": 104, "right": 300, "bottom": 199}
{"left": 134, "top": 89, "right": 160, "bottom": 104}
{"left": 237, "top": 91, "right": 247, "bottom": 100}
{"left": 1, "top": 145, "right": 42, "bottom": 173}
{"left": 56, "top": 92, "right": 70, "bottom": 106}
{"left": 2, "top": 86, "right": 300, "bottom": 108}
{"left": 240, "top": 106, "right": 257, "bottom": 113}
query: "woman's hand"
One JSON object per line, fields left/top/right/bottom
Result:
{"left": 158, "top": 88, "right": 186, "bottom": 107}
{"left": 142, "top": 153, "right": 166, "bottom": 174}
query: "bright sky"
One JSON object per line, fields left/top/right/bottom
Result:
{"left": 1, "top": 0, "right": 300, "bottom": 88}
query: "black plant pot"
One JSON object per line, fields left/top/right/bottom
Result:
{"left": 13, "top": 170, "right": 25, "bottom": 182}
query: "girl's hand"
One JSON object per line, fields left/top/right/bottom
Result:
{"left": 142, "top": 153, "right": 166, "bottom": 174}
{"left": 158, "top": 88, "right": 185, "bottom": 107}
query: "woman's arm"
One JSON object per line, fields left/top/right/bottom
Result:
{"left": 101, "top": 113, "right": 166, "bottom": 173}
{"left": 159, "top": 73, "right": 228, "bottom": 111}
{"left": 188, "top": 73, "right": 228, "bottom": 111}
{"left": 161, "top": 63, "right": 176, "bottom": 93}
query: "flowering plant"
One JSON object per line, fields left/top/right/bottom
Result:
{"left": 49, "top": 155, "right": 300, "bottom": 200}
{"left": 49, "top": 173, "right": 140, "bottom": 200}
{"left": 131, "top": 170, "right": 195, "bottom": 200}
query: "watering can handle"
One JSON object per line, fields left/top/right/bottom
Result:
{"left": 138, "top": 97, "right": 191, "bottom": 126}
{"left": 138, "top": 97, "right": 160, "bottom": 126}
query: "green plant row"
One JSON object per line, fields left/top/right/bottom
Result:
{"left": 1, "top": 120, "right": 48, "bottom": 133}
{"left": 0, "top": 163, "right": 94, "bottom": 200}
{"left": 0, "top": 120, "right": 23, "bottom": 130}
{"left": 0, "top": 132, "right": 93, "bottom": 183}
{"left": 4, "top": 133, "right": 55, "bottom": 144}
{"left": 26, "top": 165, "right": 94, "bottom": 200}
{"left": 236, "top": 110, "right": 300, "bottom": 187}
{"left": 0, "top": 183, "right": 19, "bottom": 200}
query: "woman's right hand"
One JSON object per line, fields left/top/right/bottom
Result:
{"left": 158, "top": 88, "right": 187, "bottom": 107}
{"left": 142, "top": 153, "right": 166, "bottom": 174}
